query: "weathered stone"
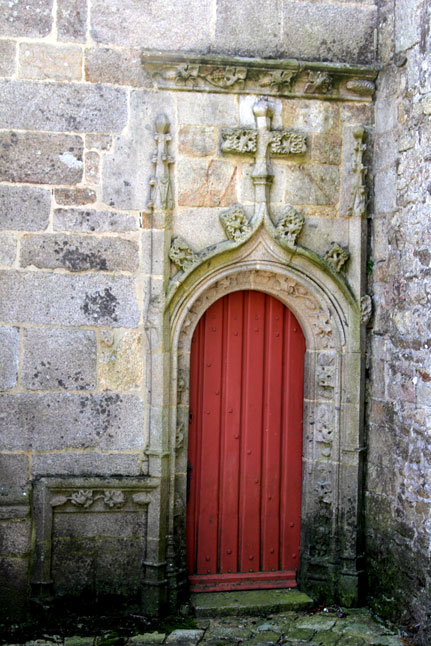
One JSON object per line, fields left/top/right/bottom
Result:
{"left": 0, "top": 233, "right": 17, "bottom": 265}
{"left": 0, "top": 455, "right": 29, "bottom": 504}
{"left": 282, "top": 100, "right": 339, "bottom": 134}
{"left": 0, "top": 271, "right": 140, "bottom": 326}
{"left": 282, "top": 3, "right": 377, "bottom": 64}
{"left": 31, "top": 452, "right": 141, "bottom": 477}
{"left": 57, "top": 0, "right": 87, "bottom": 42}
{"left": 374, "top": 167, "right": 397, "bottom": 213}
{"left": 165, "top": 630, "right": 204, "bottom": 645}
{"left": 0, "top": 326, "right": 19, "bottom": 390}
{"left": 53, "top": 209, "right": 138, "bottom": 233}
{"left": 86, "top": 134, "right": 113, "bottom": 151}
{"left": 0, "top": 132, "right": 83, "bottom": 185}
{"left": 85, "top": 46, "right": 152, "bottom": 87}
{"left": 394, "top": 0, "right": 420, "bottom": 53}
{"left": 313, "top": 134, "right": 342, "bottom": 165}
{"left": 55, "top": 187, "right": 97, "bottom": 206}
{"left": 85, "top": 152, "right": 100, "bottom": 184}
{"left": 0, "top": 185, "right": 51, "bottom": 231}
{"left": 91, "top": 0, "right": 212, "bottom": 48}
{"left": 0, "top": 80, "right": 127, "bottom": 133}
{"left": 21, "top": 328, "right": 97, "bottom": 391}
{"left": 18, "top": 43, "right": 82, "bottom": 81}
{"left": 177, "top": 159, "right": 238, "bottom": 207}
{"left": 0, "top": 393, "right": 146, "bottom": 450}
{"left": 176, "top": 92, "right": 237, "bottom": 127}
{"left": 129, "top": 633, "right": 166, "bottom": 645}
{"left": 0, "top": 520, "right": 31, "bottom": 555}
{"left": 173, "top": 208, "right": 226, "bottom": 249}
{"left": 102, "top": 89, "right": 174, "bottom": 210}
{"left": 99, "top": 329, "right": 144, "bottom": 391}
{"left": 296, "top": 615, "right": 336, "bottom": 631}
{"left": 0, "top": 0, "right": 53, "bottom": 37}
{"left": 178, "top": 126, "right": 218, "bottom": 157}
{"left": 285, "top": 165, "right": 339, "bottom": 205}
{"left": 0, "top": 557, "right": 28, "bottom": 621}
{"left": 215, "top": 0, "right": 281, "bottom": 57}
{"left": 0, "top": 40, "right": 16, "bottom": 77}
{"left": 20, "top": 234, "right": 139, "bottom": 272}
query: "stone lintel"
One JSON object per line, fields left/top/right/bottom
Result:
{"left": 142, "top": 52, "right": 378, "bottom": 102}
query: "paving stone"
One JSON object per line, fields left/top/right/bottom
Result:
{"left": 21, "top": 328, "right": 97, "bottom": 391}
{"left": 85, "top": 47, "right": 152, "bottom": 87}
{"left": 0, "top": 393, "right": 146, "bottom": 451}
{"left": 165, "top": 629, "right": 204, "bottom": 644}
{"left": 0, "top": 233, "right": 17, "bottom": 266}
{"left": 64, "top": 637, "right": 95, "bottom": 646}
{"left": 31, "top": 452, "right": 141, "bottom": 477}
{"left": 0, "top": 40, "right": 16, "bottom": 77}
{"left": 0, "top": 185, "right": 51, "bottom": 231}
{"left": 0, "top": 132, "right": 83, "bottom": 185}
{"left": 20, "top": 233, "right": 139, "bottom": 272}
{"left": 282, "top": 3, "right": 377, "bottom": 64}
{"left": 333, "top": 621, "right": 390, "bottom": 639}
{"left": 335, "top": 637, "right": 365, "bottom": 646}
{"left": 204, "top": 624, "right": 252, "bottom": 642}
{"left": 311, "top": 630, "right": 341, "bottom": 645}
{"left": 0, "top": 80, "right": 127, "bottom": 133}
{"left": 248, "top": 630, "right": 281, "bottom": 643}
{"left": 283, "top": 626, "right": 316, "bottom": 641}
{"left": 0, "top": 0, "right": 53, "bottom": 37}
{"left": 91, "top": 0, "right": 212, "bottom": 49}
{"left": 18, "top": 43, "right": 82, "bottom": 81}
{"left": 0, "top": 271, "right": 140, "bottom": 327}
{"left": 177, "top": 159, "right": 238, "bottom": 207}
{"left": 297, "top": 616, "right": 336, "bottom": 631}
{"left": 0, "top": 326, "right": 19, "bottom": 390}
{"left": 129, "top": 632, "right": 166, "bottom": 644}
{"left": 215, "top": 0, "right": 281, "bottom": 57}
{"left": 55, "top": 188, "right": 97, "bottom": 206}
{"left": 53, "top": 209, "right": 138, "bottom": 233}
{"left": 57, "top": 0, "right": 87, "bottom": 42}
{"left": 368, "top": 636, "right": 402, "bottom": 646}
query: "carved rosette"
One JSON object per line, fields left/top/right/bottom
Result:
{"left": 220, "top": 204, "right": 251, "bottom": 242}
{"left": 169, "top": 237, "right": 197, "bottom": 272}
{"left": 270, "top": 131, "right": 307, "bottom": 155}
{"left": 325, "top": 243, "right": 350, "bottom": 272}
{"left": 276, "top": 206, "right": 305, "bottom": 246}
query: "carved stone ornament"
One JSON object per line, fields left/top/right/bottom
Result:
{"left": 175, "top": 423, "right": 185, "bottom": 450}
{"left": 145, "top": 113, "right": 174, "bottom": 213}
{"left": 304, "top": 71, "right": 334, "bottom": 94}
{"left": 143, "top": 54, "right": 378, "bottom": 102}
{"left": 325, "top": 243, "right": 350, "bottom": 272}
{"left": 316, "top": 467, "right": 333, "bottom": 504}
{"left": 220, "top": 204, "right": 252, "bottom": 242}
{"left": 221, "top": 129, "right": 257, "bottom": 154}
{"left": 346, "top": 79, "right": 375, "bottom": 97}
{"left": 348, "top": 126, "right": 367, "bottom": 217}
{"left": 276, "top": 206, "right": 305, "bottom": 246}
{"left": 270, "top": 131, "right": 307, "bottom": 155}
{"left": 169, "top": 237, "right": 197, "bottom": 272}
{"left": 50, "top": 489, "right": 126, "bottom": 509}
{"left": 221, "top": 127, "right": 306, "bottom": 156}
{"left": 360, "top": 294, "right": 372, "bottom": 325}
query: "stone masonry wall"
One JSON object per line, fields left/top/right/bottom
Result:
{"left": 367, "top": 0, "right": 431, "bottom": 643}
{"left": 0, "top": 0, "right": 378, "bottom": 624}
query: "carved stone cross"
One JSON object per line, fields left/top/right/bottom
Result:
{"left": 220, "top": 98, "right": 307, "bottom": 220}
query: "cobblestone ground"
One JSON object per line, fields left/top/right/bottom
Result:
{"left": 1, "top": 608, "right": 407, "bottom": 646}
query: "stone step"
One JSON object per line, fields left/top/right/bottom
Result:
{"left": 191, "top": 588, "right": 314, "bottom": 617}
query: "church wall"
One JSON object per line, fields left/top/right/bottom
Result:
{"left": 367, "top": 0, "right": 431, "bottom": 642}
{"left": 1, "top": 0, "right": 413, "bottom": 627}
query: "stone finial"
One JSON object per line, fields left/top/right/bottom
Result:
{"left": 220, "top": 204, "right": 251, "bottom": 242}
{"left": 276, "top": 205, "right": 305, "bottom": 246}
{"left": 169, "top": 237, "right": 197, "bottom": 272}
{"left": 145, "top": 113, "right": 174, "bottom": 213}
{"left": 325, "top": 243, "right": 350, "bottom": 272}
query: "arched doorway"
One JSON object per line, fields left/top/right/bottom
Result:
{"left": 186, "top": 290, "right": 306, "bottom": 592}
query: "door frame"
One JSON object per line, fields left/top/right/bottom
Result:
{"left": 164, "top": 230, "right": 365, "bottom": 606}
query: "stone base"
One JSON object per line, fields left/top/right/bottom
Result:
{"left": 191, "top": 589, "right": 314, "bottom": 617}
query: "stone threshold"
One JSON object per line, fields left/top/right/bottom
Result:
{"left": 191, "top": 588, "right": 314, "bottom": 617}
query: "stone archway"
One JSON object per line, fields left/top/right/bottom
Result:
{"left": 167, "top": 230, "right": 364, "bottom": 606}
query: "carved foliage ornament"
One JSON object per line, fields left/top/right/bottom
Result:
{"left": 276, "top": 205, "right": 304, "bottom": 246}
{"left": 220, "top": 204, "right": 251, "bottom": 242}
{"left": 221, "top": 128, "right": 306, "bottom": 156}
{"left": 50, "top": 489, "right": 126, "bottom": 509}
{"left": 169, "top": 237, "right": 197, "bottom": 272}
{"left": 325, "top": 243, "right": 350, "bottom": 273}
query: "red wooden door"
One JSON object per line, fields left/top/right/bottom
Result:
{"left": 186, "top": 290, "right": 305, "bottom": 592}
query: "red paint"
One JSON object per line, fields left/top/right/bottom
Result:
{"left": 186, "top": 290, "right": 305, "bottom": 592}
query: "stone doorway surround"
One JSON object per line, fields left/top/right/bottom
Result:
{"left": 139, "top": 53, "right": 377, "bottom": 613}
